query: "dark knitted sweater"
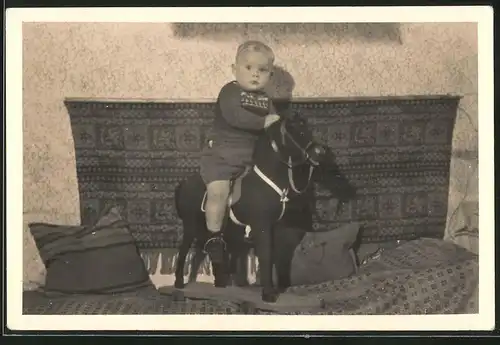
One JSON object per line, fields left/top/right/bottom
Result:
{"left": 208, "top": 81, "right": 275, "bottom": 149}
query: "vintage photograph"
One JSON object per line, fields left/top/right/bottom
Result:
{"left": 7, "top": 6, "right": 494, "bottom": 331}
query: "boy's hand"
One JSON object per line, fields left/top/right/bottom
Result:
{"left": 264, "top": 114, "right": 281, "bottom": 128}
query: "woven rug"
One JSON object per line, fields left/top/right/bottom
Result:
{"left": 66, "top": 96, "right": 459, "bottom": 250}
{"left": 23, "top": 238, "right": 478, "bottom": 315}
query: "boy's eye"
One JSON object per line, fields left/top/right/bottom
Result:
{"left": 246, "top": 65, "right": 252, "bottom": 70}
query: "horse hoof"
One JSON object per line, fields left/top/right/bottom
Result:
{"left": 261, "top": 290, "right": 279, "bottom": 303}
{"left": 174, "top": 280, "right": 185, "bottom": 289}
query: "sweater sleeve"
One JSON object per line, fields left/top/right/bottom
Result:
{"left": 218, "top": 83, "right": 267, "bottom": 131}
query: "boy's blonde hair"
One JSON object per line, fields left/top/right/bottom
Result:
{"left": 236, "top": 40, "right": 275, "bottom": 64}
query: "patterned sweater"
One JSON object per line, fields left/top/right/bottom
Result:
{"left": 208, "top": 81, "right": 275, "bottom": 150}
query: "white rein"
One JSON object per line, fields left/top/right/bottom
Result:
{"left": 287, "top": 156, "right": 315, "bottom": 194}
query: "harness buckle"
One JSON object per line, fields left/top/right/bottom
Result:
{"left": 281, "top": 188, "right": 289, "bottom": 203}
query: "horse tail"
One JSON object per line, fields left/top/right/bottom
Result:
{"left": 174, "top": 180, "right": 183, "bottom": 220}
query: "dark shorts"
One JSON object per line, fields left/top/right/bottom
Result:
{"left": 199, "top": 140, "right": 254, "bottom": 185}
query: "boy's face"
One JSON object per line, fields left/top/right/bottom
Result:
{"left": 233, "top": 51, "right": 273, "bottom": 92}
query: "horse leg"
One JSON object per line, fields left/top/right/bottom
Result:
{"left": 174, "top": 225, "right": 195, "bottom": 289}
{"left": 225, "top": 246, "right": 238, "bottom": 286}
{"left": 188, "top": 245, "right": 207, "bottom": 284}
{"left": 227, "top": 241, "right": 249, "bottom": 287}
{"left": 224, "top": 226, "right": 249, "bottom": 287}
{"left": 212, "top": 250, "right": 230, "bottom": 288}
{"left": 274, "top": 244, "right": 294, "bottom": 292}
{"left": 252, "top": 222, "right": 278, "bottom": 303}
{"left": 234, "top": 242, "right": 250, "bottom": 287}
{"left": 274, "top": 226, "right": 304, "bottom": 292}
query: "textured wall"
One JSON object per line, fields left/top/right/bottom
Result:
{"left": 22, "top": 22, "right": 478, "bottom": 286}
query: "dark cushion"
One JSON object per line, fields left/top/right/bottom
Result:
{"left": 29, "top": 206, "right": 154, "bottom": 294}
{"left": 291, "top": 222, "right": 360, "bottom": 286}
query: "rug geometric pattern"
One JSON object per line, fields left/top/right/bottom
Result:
{"left": 66, "top": 96, "right": 459, "bottom": 249}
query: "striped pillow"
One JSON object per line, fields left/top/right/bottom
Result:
{"left": 29, "top": 206, "right": 154, "bottom": 294}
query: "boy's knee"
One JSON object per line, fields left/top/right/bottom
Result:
{"left": 207, "top": 181, "right": 230, "bottom": 201}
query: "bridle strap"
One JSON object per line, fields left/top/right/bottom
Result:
{"left": 288, "top": 157, "right": 315, "bottom": 194}
{"left": 253, "top": 165, "right": 289, "bottom": 222}
{"left": 279, "top": 121, "right": 314, "bottom": 167}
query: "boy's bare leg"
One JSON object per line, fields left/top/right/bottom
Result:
{"left": 204, "top": 180, "right": 230, "bottom": 263}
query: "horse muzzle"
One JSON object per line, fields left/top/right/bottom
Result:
{"left": 307, "top": 144, "right": 326, "bottom": 166}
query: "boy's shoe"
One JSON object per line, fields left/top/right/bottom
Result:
{"left": 203, "top": 232, "right": 226, "bottom": 264}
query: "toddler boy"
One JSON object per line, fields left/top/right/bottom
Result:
{"left": 200, "top": 40, "right": 281, "bottom": 263}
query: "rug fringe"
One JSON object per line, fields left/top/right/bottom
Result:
{"left": 140, "top": 249, "right": 214, "bottom": 276}
{"left": 140, "top": 248, "right": 261, "bottom": 282}
{"left": 140, "top": 251, "right": 160, "bottom": 275}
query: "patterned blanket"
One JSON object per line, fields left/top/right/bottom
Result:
{"left": 66, "top": 96, "right": 460, "bottom": 249}
{"left": 23, "top": 238, "right": 478, "bottom": 315}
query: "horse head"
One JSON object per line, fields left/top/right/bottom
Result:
{"left": 265, "top": 111, "right": 328, "bottom": 168}
{"left": 265, "top": 111, "right": 358, "bottom": 216}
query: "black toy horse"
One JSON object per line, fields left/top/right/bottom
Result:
{"left": 174, "top": 113, "right": 328, "bottom": 303}
{"left": 226, "top": 144, "right": 359, "bottom": 290}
